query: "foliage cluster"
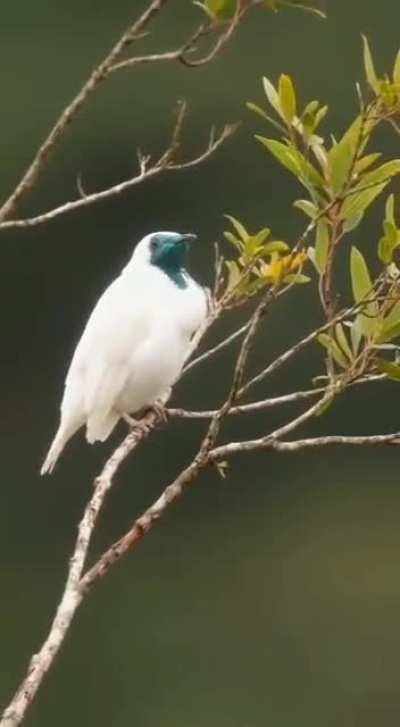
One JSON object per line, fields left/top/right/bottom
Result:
{"left": 219, "top": 38, "right": 400, "bottom": 400}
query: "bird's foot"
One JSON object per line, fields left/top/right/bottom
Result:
{"left": 122, "top": 414, "right": 141, "bottom": 429}
{"left": 151, "top": 401, "right": 169, "bottom": 424}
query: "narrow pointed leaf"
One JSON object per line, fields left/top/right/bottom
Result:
{"left": 377, "top": 320, "right": 400, "bottom": 344}
{"left": 315, "top": 220, "right": 329, "bottom": 273}
{"left": 328, "top": 117, "right": 362, "bottom": 193}
{"left": 317, "top": 333, "right": 349, "bottom": 368}
{"left": 381, "top": 299, "right": 400, "bottom": 334}
{"left": 355, "top": 153, "right": 381, "bottom": 175}
{"left": 350, "top": 246, "right": 379, "bottom": 336}
{"left": 393, "top": 49, "right": 400, "bottom": 85}
{"left": 350, "top": 315, "right": 363, "bottom": 354}
{"left": 257, "top": 137, "right": 325, "bottom": 188}
{"left": 362, "top": 35, "right": 380, "bottom": 94}
{"left": 385, "top": 193, "right": 395, "bottom": 225}
{"left": 284, "top": 272, "right": 311, "bottom": 284}
{"left": 262, "top": 77, "right": 283, "bottom": 118}
{"left": 376, "top": 357, "right": 400, "bottom": 381}
{"left": 278, "top": 74, "right": 297, "bottom": 124}
{"left": 294, "top": 199, "right": 318, "bottom": 218}
{"left": 343, "top": 211, "right": 364, "bottom": 233}
{"left": 342, "top": 161, "right": 400, "bottom": 220}
{"left": 225, "top": 215, "right": 249, "bottom": 242}
{"left": 204, "top": 0, "right": 236, "bottom": 19}
{"left": 263, "top": 240, "right": 290, "bottom": 254}
{"left": 335, "top": 323, "right": 353, "bottom": 361}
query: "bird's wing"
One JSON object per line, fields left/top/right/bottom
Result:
{"left": 64, "top": 276, "right": 153, "bottom": 438}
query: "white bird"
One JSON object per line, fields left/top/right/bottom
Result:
{"left": 41, "top": 231, "right": 207, "bottom": 475}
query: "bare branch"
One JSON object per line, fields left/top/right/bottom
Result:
{"left": 168, "top": 387, "right": 324, "bottom": 418}
{"left": 262, "top": 433, "right": 400, "bottom": 452}
{"left": 109, "top": 23, "right": 208, "bottom": 73}
{"left": 238, "top": 307, "right": 357, "bottom": 399}
{"left": 0, "top": 412, "right": 159, "bottom": 727}
{"left": 170, "top": 372, "right": 388, "bottom": 419}
{"left": 0, "top": 124, "right": 237, "bottom": 231}
{"left": 0, "top": 0, "right": 171, "bottom": 223}
{"left": 179, "top": 2, "right": 248, "bottom": 67}
{"left": 210, "top": 431, "right": 400, "bottom": 458}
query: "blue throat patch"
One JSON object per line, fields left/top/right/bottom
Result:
{"left": 150, "top": 236, "right": 189, "bottom": 289}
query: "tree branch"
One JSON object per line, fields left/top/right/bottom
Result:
{"left": 0, "top": 0, "right": 171, "bottom": 223}
{"left": 0, "top": 412, "right": 159, "bottom": 727}
{"left": 0, "top": 121, "right": 236, "bottom": 231}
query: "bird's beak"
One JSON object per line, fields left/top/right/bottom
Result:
{"left": 181, "top": 233, "right": 197, "bottom": 243}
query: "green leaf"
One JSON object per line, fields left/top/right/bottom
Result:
{"left": 361, "top": 160, "right": 400, "bottom": 187}
{"left": 317, "top": 333, "right": 349, "bottom": 368}
{"left": 386, "top": 193, "right": 396, "bottom": 225}
{"left": 294, "top": 199, "right": 318, "bottom": 218}
{"left": 328, "top": 117, "right": 362, "bottom": 193}
{"left": 256, "top": 137, "right": 325, "bottom": 189}
{"left": 224, "top": 231, "right": 242, "bottom": 250}
{"left": 335, "top": 323, "right": 353, "bottom": 362}
{"left": 350, "top": 315, "right": 363, "bottom": 355}
{"left": 253, "top": 228, "right": 271, "bottom": 246}
{"left": 378, "top": 236, "right": 394, "bottom": 264}
{"left": 315, "top": 220, "right": 329, "bottom": 273}
{"left": 315, "top": 104, "right": 328, "bottom": 126}
{"left": 375, "top": 357, "right": 400, "bottom": 381}
{"left": 246, "top": 102, "right": 270, "bottom": 121}
{"left": 377, "top": 298, "right": 400, "bottom": 343}
{"left": 343, "top": 211, "right": 364, "bottom": 233}
{"left": 362, "top": 35, "right": 380, "bottom": 94}
{"left": 381, "top": 299, "right": 400, "bottom": 335}
{"left": 350, "top": 246, "right": 379, "bottom": 337}
{"left": 202, "top": 0, "right": 236, "bottom": 20}
{"left": 350, "top": 246, "right": 373, "bottom": 303}
{"left": 342, "top": 185, "right": 385, "bottom": 221}
{"left": 278, "top": 74, "right": 297, "bottom": 124}
{"left": 377, "top": 320, "right": 400, "bottom": 344}
{"left": 225, "top": 260, "right": 241, "bottom": 292}
{"left": 262, "top": 77, "right": 283, "bottom": 118}
{"left": 284, "top": 272, "right": 311, "bottom": 284}
{"left": 263, "top": 240, "right": 290, "bottom": 254}
{"left": 377, "top": 197, "right": 400, "bottom": 263}
{"left": 256, "top": 137, "right": 301, "bottom": 175}
{"left": 342, "top": 161, "right": 400, "bottom": 220}
{"left": 225, "top": 215, "right": 249, "bottom": 242}
{"left": 355, "top": 152, "right": 382, "bottom": 176}
{"left": 394, "top": 49, "right": 400, "bottom": 86}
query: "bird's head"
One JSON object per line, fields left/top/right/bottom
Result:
{"left": 132, "top": 231, "right": 197, "bottom": 273}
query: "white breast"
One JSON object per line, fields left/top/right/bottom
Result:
{"left": 113, "top": 264, "right": 207, "bottom": 413}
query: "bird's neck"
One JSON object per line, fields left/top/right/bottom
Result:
{"left": 149, "top": 242, "right": 190, "bottom": 289}
{"left": 157, "top": 263, "right": 188, "bottom": 290}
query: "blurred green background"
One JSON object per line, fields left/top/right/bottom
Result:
{"left": 2, "top": 1, "right": 400, "bottom": 724}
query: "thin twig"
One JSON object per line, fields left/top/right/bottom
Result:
{"left": 168, "top": 373, "right": 386, "bottom": 419}
{"left": 210, "top": 432, "right": 400, "bottom": 458}
{"left": 182, "top": 320, "right": 251, "bottom": 375}
{"left": 0, "top": 125, "right": 237, "bottom": 231}
{"left": 0, "top": 0, "right": 171, "bottom": 223}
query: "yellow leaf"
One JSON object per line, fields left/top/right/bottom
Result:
{"left": 278, "top": 74, "right": 297, "bottom": 124}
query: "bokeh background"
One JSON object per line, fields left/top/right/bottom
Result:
{"left": 1, "top": 1, "right": 400, "bottom": 724}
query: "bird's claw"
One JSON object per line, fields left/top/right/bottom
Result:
{"left": 151, "top": 402, "right": 169, "bottom": 424}
{"left": 122, "top": 414, "right": 141, "bottom": 429}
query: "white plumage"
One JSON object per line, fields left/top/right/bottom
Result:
{"left": 41, "top": 231, "right": 207, "bottom": 474}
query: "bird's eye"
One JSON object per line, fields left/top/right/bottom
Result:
{"left": 150, "top": 237, "right": 159, "bottom": 251}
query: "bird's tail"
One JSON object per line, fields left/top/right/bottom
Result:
{"left": 40, "top": 424, "right": 74, "bottom": 476}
